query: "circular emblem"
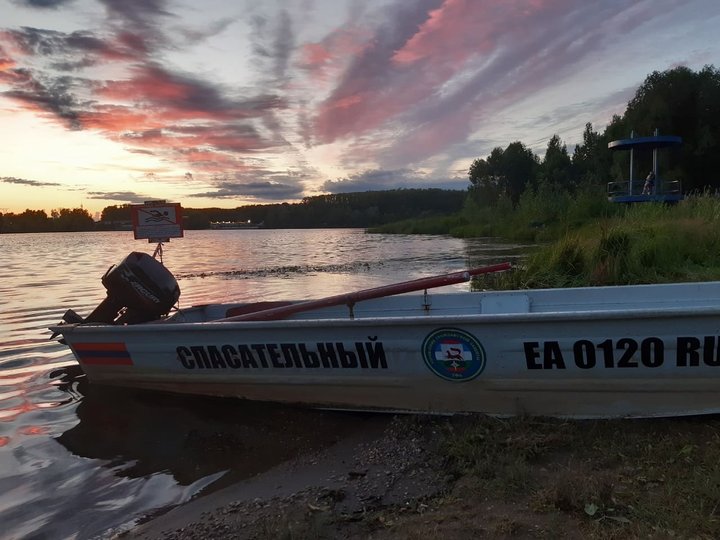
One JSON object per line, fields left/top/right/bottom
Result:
{"left": 422, "top": 328, "right": 486, "bottom": 382}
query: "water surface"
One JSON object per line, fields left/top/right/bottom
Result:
{"left": 0, "top": 229, "right": 525, "bottom": 539}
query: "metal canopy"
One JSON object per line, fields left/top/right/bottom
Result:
{"left": 608, "top": 135, "right": 682, "bottom": 151}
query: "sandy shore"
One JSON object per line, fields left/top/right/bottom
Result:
{"left": 122, "top": 415, "right": 448, "bottom": 539}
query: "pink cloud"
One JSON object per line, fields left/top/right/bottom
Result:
{"left": 0, "top": 9, "right": 306, "bottom": 200}
{"left": 391, "top": 0, "right": 495, "bottom": 67}
{"left": 299, "top": 43, "right": 332, "bottom": 69}
{"left": 297, "top": 25, "right": 371, "bottom": 82}
{"left": 99, "top": 67, "right": 193, "bottom": 103}
{"left": 0, "top": 56, "right": 16, "bottom": 73}
{"left": 308, "top": 0, "right": 668, "bottom": 167}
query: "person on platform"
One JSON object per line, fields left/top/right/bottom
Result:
{"left": 642, "top": 170, "right": 656, "bottom": 195}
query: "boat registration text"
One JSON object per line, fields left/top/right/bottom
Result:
{"left": 525, "top": 336, "right": 720, "bottom": 370}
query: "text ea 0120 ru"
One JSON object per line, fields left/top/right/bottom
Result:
{"left": 49, "top": 251, "right": 720, "bottom": 418}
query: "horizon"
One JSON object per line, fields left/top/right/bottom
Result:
{"left": 1, "top": 185, "right": 468, "bottom": 221}
{"left": 1, "top": 0, "right": 719, "bottom": 214}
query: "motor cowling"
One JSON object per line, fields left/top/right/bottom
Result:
{"left": 84, "top": 252, "right": 180, "bottom": 324}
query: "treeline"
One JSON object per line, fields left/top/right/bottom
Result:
{"left": 100, "top": 189, "right": 466, "bottom": 230}
{"left": 0, "top": 208, "right": 95, "bottom": 233}
{"left": 468, "top": 65, "right": 720, "bottom": 207}
{"left": 1, "top": 189, "right": 465, "bottom": 233}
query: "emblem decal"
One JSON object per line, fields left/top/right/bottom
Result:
{"left": 422, "top": 328, "right": 486, "bottom": 381}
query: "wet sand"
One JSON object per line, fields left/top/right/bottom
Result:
{"left": 123, "top": 415, "right": 447, "bottom": 539}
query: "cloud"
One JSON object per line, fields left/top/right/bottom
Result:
{"left": 271, "top": 10, "right": 295, "bottom": 82}
{"left": 96, "top": 0, "right": 173, "bottom": 35}
{"left": 1, "top": 26, "right": 288, "bottom": 170}
{"left": 177, "top": 17, "right": 236, "bottom": 45}
{"left": 1, "top": 175, "right": 62, "bottom": 186}
{"left": 311, "top": 0, "right": 443, "bottom": 144}
{"left": 190, "top": 180, "right": 305, "bottom": 201}
{"left": 12, "top": 0, "right": 74, "bottom": 8}
{"left": 2, "top": 70, "right": 89, "bottom": 128}
{"left": 246, "top": 8, "right": 297, "bottom": 86}
{"left": 97, "top": 63, "right": 285, "bottom": 118}
{"left": 85, "top": 191, "right": 152, "bottom": 203}
{"left": 5, "top": 27, "right": 110, "bottom": 58}
{"left": 319, "top": 168, "right": 466, "bottom": 193}
{"left": 297, "top": 23, "right": 370, "bottom": 84}
{"left": 306, "top": 0, "right": 680, "bottom": 169}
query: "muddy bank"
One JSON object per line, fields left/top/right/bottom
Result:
{"left": 123, "top": 415, "right": 447, "bottom": 539}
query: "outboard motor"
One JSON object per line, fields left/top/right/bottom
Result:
{"left": 82, "top": 252, "right": 180, "bottom": 324}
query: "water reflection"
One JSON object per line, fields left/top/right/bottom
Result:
{"left": 56, "top": 370, "right": 373, "bottom": 490}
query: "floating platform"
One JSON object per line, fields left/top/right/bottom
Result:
{"left": 607, "top": 130, "right": 683, "bottom": 203}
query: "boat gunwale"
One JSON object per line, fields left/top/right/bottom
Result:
{"left": 49, "top": 304, "right": 720, "bottom": 335}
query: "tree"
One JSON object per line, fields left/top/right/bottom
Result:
{"left": 7, "top": 209, "right": 50, "bottom": 232}
{"left": 468, "top": 148, "right": 503, "bottom": 207}
{"left": 51, "top": 208, "right": 95, "bottom": 231}
{"left": 572, "top": 123, "right": 613, "bottom": 185}
{"left": 468, "top": 142, "right": 538, "bottom": 205}
{"left": 614, "top": 65, "right": 720, "bottom": 191}
{"left": 540, "top": 135, "right": 573, "bottom": 188}
{"left": 100, "top": 204, "right": 132, "bottom": 222}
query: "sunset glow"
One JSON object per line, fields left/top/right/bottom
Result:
{"left": 1, "top": 0, "right": 719, "bottom": 214}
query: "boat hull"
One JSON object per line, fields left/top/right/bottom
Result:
{"left": 51, "top": 283, "right": 720, "bottom": 418}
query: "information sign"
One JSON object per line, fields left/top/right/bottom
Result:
{"left": 131, "top": 202, "right": 184, "bottom": 241}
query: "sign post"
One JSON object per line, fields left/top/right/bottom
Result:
{"left": 130, "top": 201, "right": 183, "bottom": 261}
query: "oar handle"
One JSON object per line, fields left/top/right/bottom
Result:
{"left": 218, "top": 261, "right": 512, "bottom": 322}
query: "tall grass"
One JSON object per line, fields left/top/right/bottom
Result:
{"left": 489, "top": 192, "right": 720, "bottom": 289}
{"left": 375, "top": 182, "right": 621, "bottom": 242}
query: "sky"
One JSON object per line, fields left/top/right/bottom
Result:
{"left": 1, "top": 0, "right": 719, "bottom": 215}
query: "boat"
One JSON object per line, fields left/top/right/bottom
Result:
{"left": 49, "top": 251, "right": 720, "bottom": 419}
{"left": 209, "top": 220, "right": 262, "bottom": 230}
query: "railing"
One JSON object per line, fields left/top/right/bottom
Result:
{"left": 607, "top": 179, "right": 682, "bottom": 197}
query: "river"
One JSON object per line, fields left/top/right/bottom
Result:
{"left": 0, "top": 229, "right": 525, "bottom": 539}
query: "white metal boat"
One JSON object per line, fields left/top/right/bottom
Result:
{"left": 50, "top": 252, "right": 720, "bottom": 418}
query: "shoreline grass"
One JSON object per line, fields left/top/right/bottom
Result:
{"left": 371, "top": 191, "right": 720, "bottom": 289}
{"left": 479, "top": 194, "right": 720, "bottom": 290}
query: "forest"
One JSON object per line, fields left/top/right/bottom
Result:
{"left": 1, "top": 65, "right": 718, "bottom": 234}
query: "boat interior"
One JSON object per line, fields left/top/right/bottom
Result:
{"left": 164, "top": 281, "right": 720, "bottom": 324}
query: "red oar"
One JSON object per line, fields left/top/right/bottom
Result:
{"left": 218, "top": 262, "right": 511, "bottom": 322}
